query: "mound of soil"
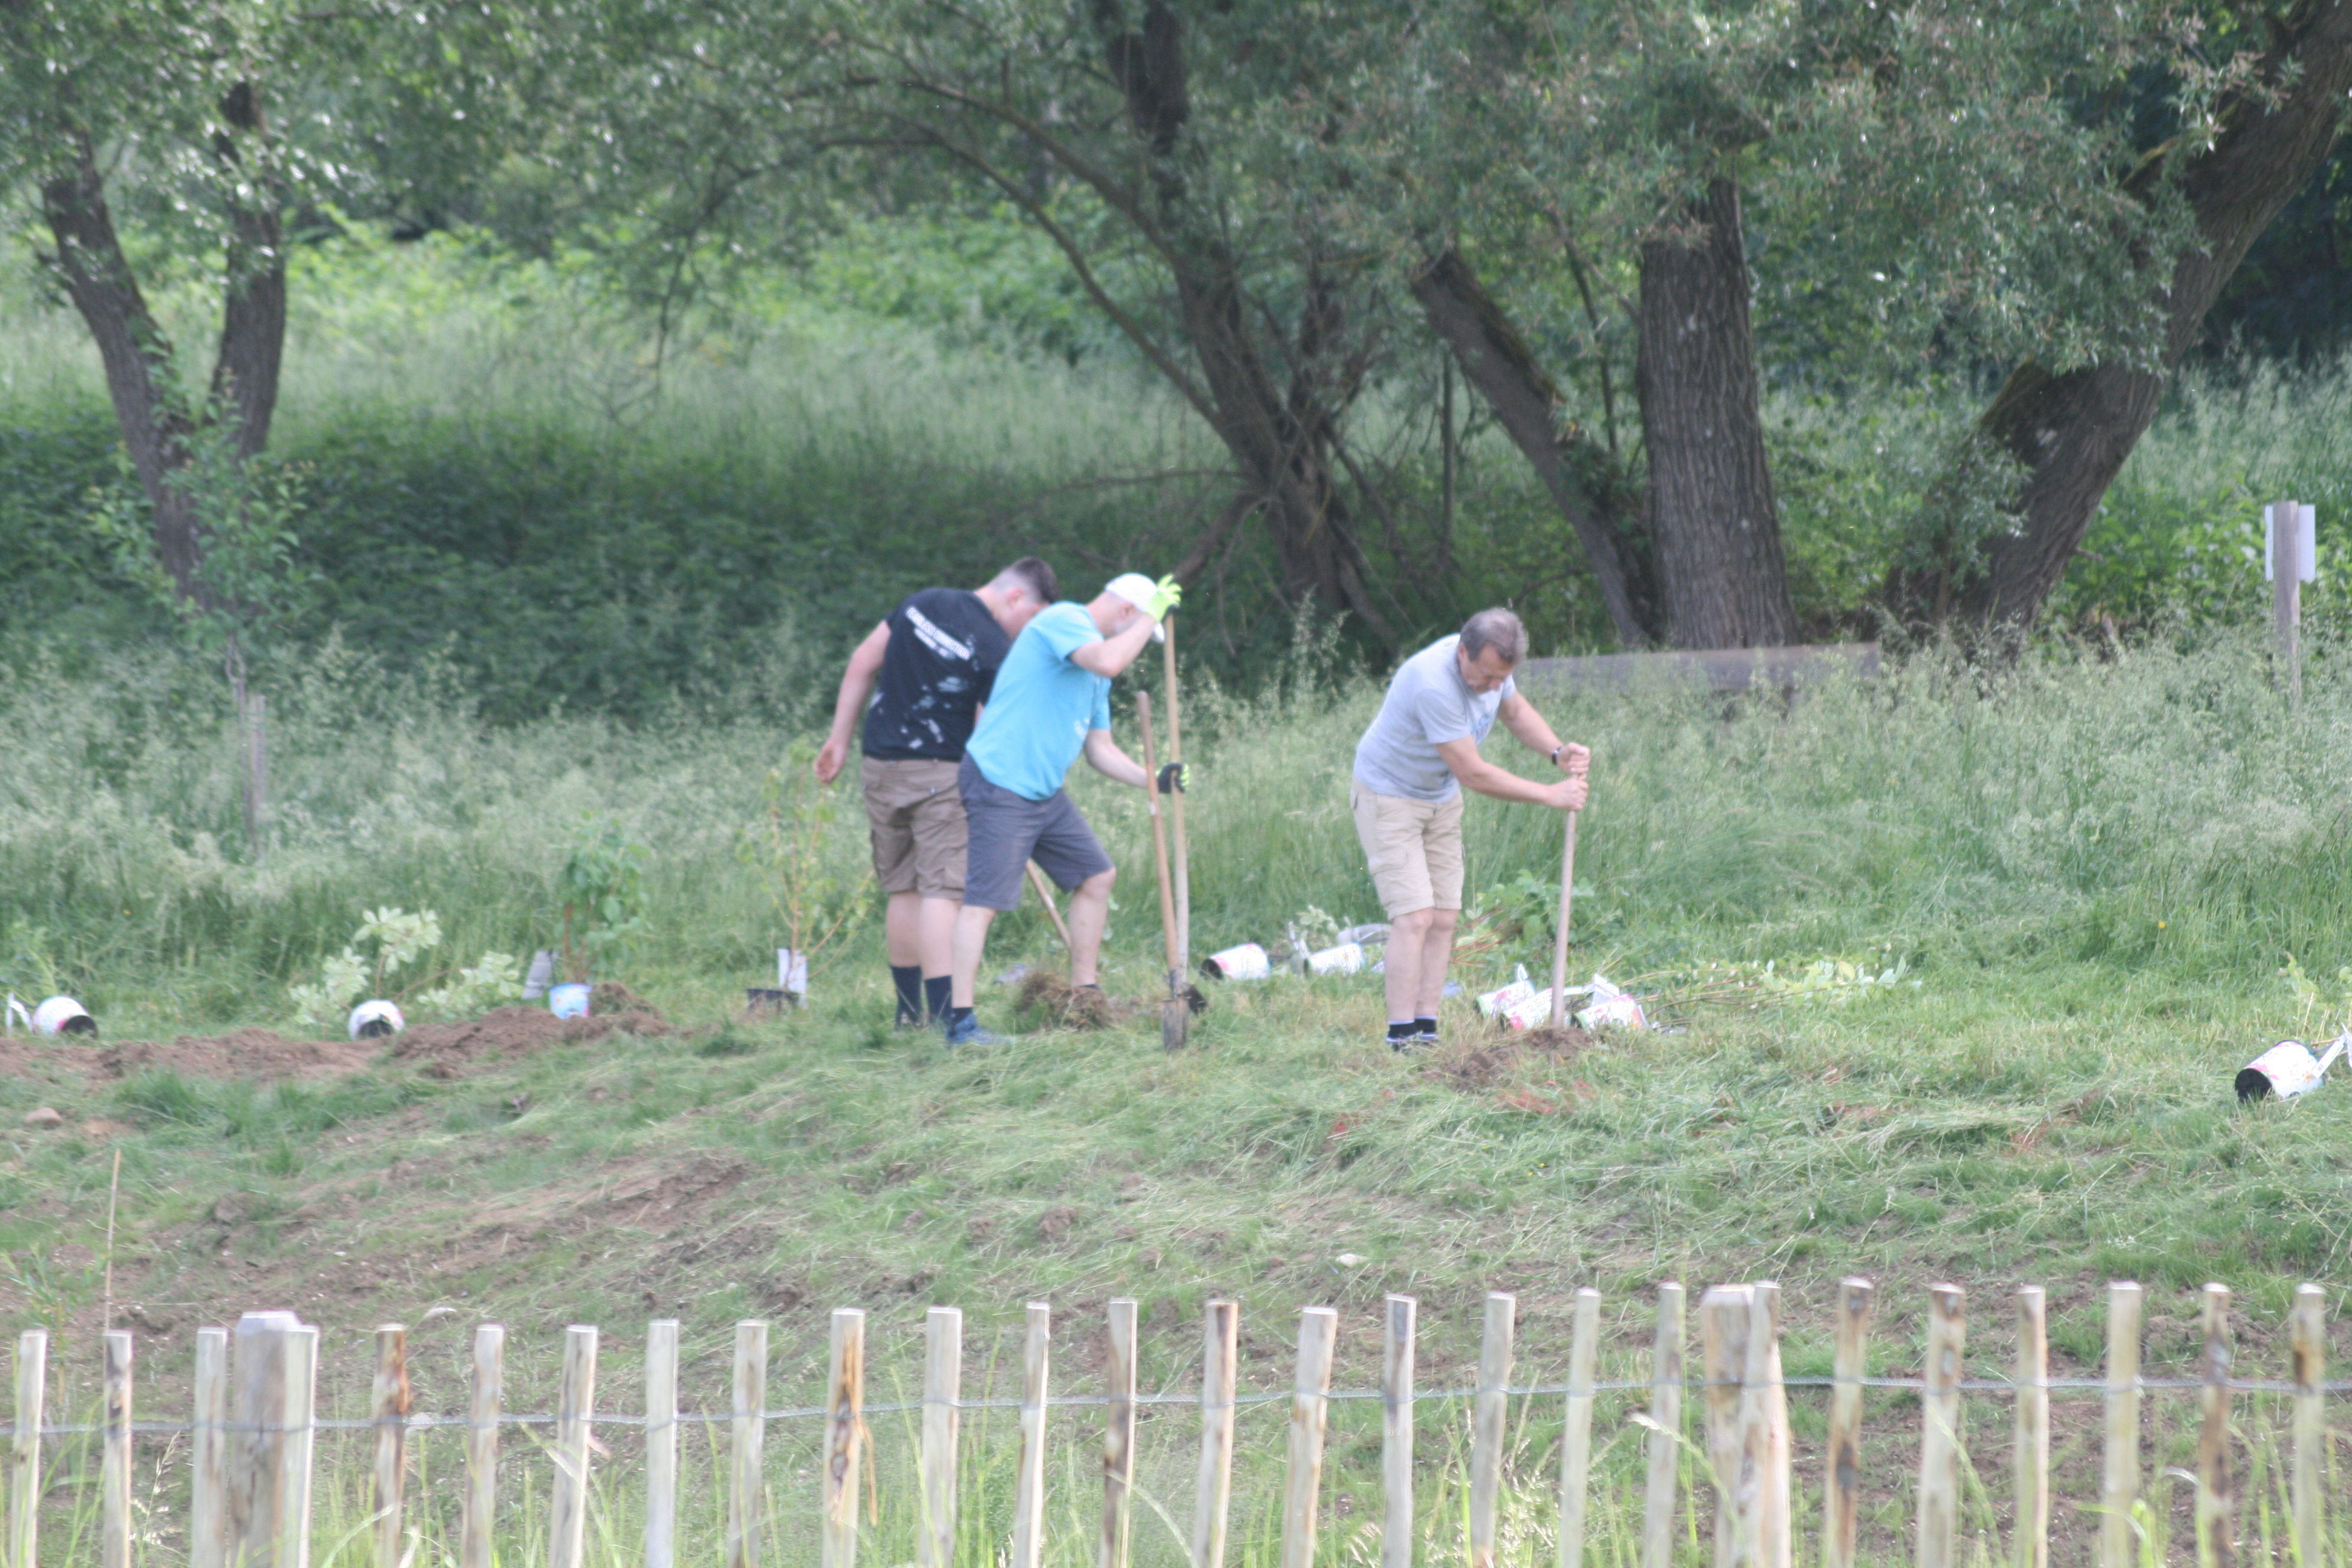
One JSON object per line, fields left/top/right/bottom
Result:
{"left": 1016, "top": 971, "right": 1142, "bottom": 1029}
{"left": 392, "top": 1002, "right": 676, "bottom": 1077}
{"left": 97, "top": 1029, "right": 378, "bottom": 1081}
{"left": 1422, "top": 1024, "right": 1599, "bottom": 1091}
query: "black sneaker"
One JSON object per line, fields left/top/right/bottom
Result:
{"left": 1390, "top": 1031, "right": 1438, "bottom": 1054}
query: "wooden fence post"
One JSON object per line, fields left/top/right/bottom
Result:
{"left": 1642, "top": 1284, "right": 1687, "bottom": 1568}
{"left": 100, "top": 1331, "right": 130, "bottom": 1568}
{"left": 2196, "top": 1285, "right": 2235, "bottom": 1568}
{"left": 373, "top": 1325, "right": 410, "bottom": 1568}
{"left": 192, "top": 1327, "right": 227, "bottom": 1568}
{"left": 1699, "top": 1286, "right": 1757, "bottom": 1568}
{"left": 1010, "top": 1304, "right": 1048, "bottom": 1568}
{"left": 1824, "top": 1279, "right": 1874, "bottom": 1568}
{"left": 731, "top": 1321, "right": 769, "bottom": 1568}
{"left": 228, "top": 1311, "right": 298, "bottom": 1568}
{"left": 1755, "top": 1284, "right": 1788, "bottom": 1568}
{"left": 1470, "top": 1292, "right": 1515, "bottom": 1568}
{"left": 462, "top": 1325, "right": 504, "bottom": 1568}
{"left": 1558, "top": 1288, "right": 1601, "bottom": 1568}
{"left": 284, "top": 1325, "right": 319, "bottom": 1568}
{"left": 645, "top": 1319, "right": 681, "bottom": 1568}
{"left": 1380, "top": 1296, "right": 1415, "bottom": 1568}
{"left": 2014, "top": 1288, "right": 2049, "bottom": 1568}
{"left": 1915, "top": 1287, "right": 1964, "bottom": 1568}
{"left": 2101, "top": 1283, "right": 2144, "bottom": 1568}
{"left": 11, "top": 1328, "right": 44, "bottom": 1568}
{"left": 549, "top": 1326, "right": 598, "bottom": 1568}
{"left": 1279, "top": 1308, "right": 1338, "bottom": 1568}
{"left": 825, "top": 1308, "right": 867, "bottom": 1568}
{"left": 920, "top": 1307, "right": 961, "bottom": 1568}
{"left": 2291, "top": 1284, "right": 2324, "bottom": 1568}
{"left": 1194, "top": 1301, "right": 1239, "bottom": 1568}
{"left": 1699, "top": 1285, "right": 1787, "bottom": 1568}
{"left": 1102, "top": 1299, "right": 1139, "bottom": 1568}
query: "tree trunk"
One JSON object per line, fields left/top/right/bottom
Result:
{"left": 41, "top": 135, "right": 207, "bottom": 604}
{"left": 1411, "top": 249, "right": 1655, "bottom": 647}
{"left": 1103, "top": 1, "right": 1397, "bottom": 648}
{"left": 1950, "top": 0, "right": 2352, "bottom": 629}
{"left": 38, "top": 82, "right": 289, "bottom": 608}
{"left": 210, "top": 79, "right": 287, "bottom": 458}
{"left": 1636, "top": 175, "right": 1798, "bottom": 650}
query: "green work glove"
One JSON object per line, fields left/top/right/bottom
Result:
{"left": 1145, "top": 573, "right": 1183, "bottom": 619}
{"left": 1156, "top": 761, "right": 1189, "bottom": 794}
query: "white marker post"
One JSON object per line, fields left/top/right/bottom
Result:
{"left": 2265, "top": 501, "right": 2316, "bottom": 708}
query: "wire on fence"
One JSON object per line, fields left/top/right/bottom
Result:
{"left": 7, "top": 1371, "right": 2331, "bottom": 1440}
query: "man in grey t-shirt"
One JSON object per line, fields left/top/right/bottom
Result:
{"left": 1350, "top": 608, "right": 1588, "bottom": 1050}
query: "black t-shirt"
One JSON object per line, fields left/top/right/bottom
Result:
{"left": 861, "top": 587, "right": 1011, "bottom": 761}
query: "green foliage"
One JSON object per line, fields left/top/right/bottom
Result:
{"left": 558, "top": 817, "right": 647, "bottom": 984}
{"left": 739, "top": 739, "right": 876, "bottom": 988}
{"left": 284, "top": 905, "right": 524, "bottom": 1030}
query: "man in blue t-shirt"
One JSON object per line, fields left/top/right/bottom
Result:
{"left": 815, "top": 558, "right": 1057, "bottom": 1027}
{"left": 941, "top": 570, "right": 1181, "bottom": 1045}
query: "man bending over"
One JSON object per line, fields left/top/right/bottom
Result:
{"left": 942, "top": 571, "right": 1180, "bottom": 1046}
{"left": 815, "top": 558, "right": 1057, "bottom": 1027}
{"left": 1351, "top": 607, "right": 1587, "bottom": 1051}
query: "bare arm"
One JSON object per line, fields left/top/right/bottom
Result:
{"left": 1497, "top": 690, "right": 1590, "bottom": 776}
{"left": 1068, "top": 613, "right": 1157, "bottom": 678}
{"left": 1082, "top": 727, "right": 1150, "bottom": 788}
{"left": 814, "top": 622, "right": 890, "bottom": 782}
{"left": 1437, "top": 735, "right": 1587, "bottom": 809}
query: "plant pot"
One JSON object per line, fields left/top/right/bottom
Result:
{"left": 348, "top": 999, "right": 406, "bottom": 1039}
{"left": 548, "top": 983, "right": 592, "bottom": 1019}
{"left": 32, "top": 996, "right": 94, "bottom": 1037}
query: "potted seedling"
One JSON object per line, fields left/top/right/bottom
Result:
{"left": 737, "top": 739, "right": 872, "bottom": 1010}
{"left": 553, "top": 816, "right": 647, "bottom": 1016}
{"left": 286, "top": 907, "right": 523, "bottom": 1036}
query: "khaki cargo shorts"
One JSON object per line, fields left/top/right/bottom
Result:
{"left": 862, "top": 756, "right": 968, "bottom": 898}
{"left": 1350, "top": 779, "right": 1465, "bottom": 918}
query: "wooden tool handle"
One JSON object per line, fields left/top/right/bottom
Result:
{"left": 1137, "top": 693, "right": 1181, "bottom": 977}
{"left": 1549, "top": 809, "right": 1579, "bottom": 1029}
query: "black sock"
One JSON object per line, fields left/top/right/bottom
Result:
{"left": 924, "top": 975, "right": 951, "bottom": 1021}
{"left": 946, "top": 1005, "right": 975, "bottom": 1030}
{"left": 1387, "top": 1020, "right": 1419, "bottom": 1042}
{"left": 891, "top": 965, "right": 923, "bottom": 1024}
{"left": 1414, "top": 1015, "right": 1438, "bottom": 1037}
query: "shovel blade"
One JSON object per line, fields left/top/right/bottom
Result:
{"left": 1161, "top": 996, "right": 1189, "bottom": 1051}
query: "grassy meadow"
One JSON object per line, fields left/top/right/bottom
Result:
{"left": 10, "top": 234, "right": 2352, "bottom": 1568}
{"left": 1, "top": 625, "right": 2351, "bottom": 1567}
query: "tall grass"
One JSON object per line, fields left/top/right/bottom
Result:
{"left": 2, "top": 607, "right": 2349, "bottom": 1038}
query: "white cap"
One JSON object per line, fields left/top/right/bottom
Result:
{"left": 1102, "top": 572, "right": 1166, "bottom": 641}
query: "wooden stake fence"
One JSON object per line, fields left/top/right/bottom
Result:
{"left": 5, "top": 1276, "right": 2347, "bottom": 1568}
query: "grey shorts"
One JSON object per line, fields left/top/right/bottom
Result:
{"left": 958, "top": 754, "right": 1115, "bottom": 912}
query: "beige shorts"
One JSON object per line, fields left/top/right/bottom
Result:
{"left": 1350, "top": 780, "right": 1465, "bottom": 918}
{"left": 863, "top": 756, "right": 967, "bottom": 898}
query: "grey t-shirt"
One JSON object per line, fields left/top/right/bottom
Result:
{"left": 1352, "top": 635, "right": 1515, "bottom": 803}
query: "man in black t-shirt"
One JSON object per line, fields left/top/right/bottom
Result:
{"left": 815, "top": 558, "right": 1058, "bottom": 1026}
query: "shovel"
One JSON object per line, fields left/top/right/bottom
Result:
{"left": 1548, "top": 808, "right": 1579, "bottom": 1029}
{"left": 1163, "top": 613, "right": 1191, "bottom": 979}
{"left": 1024, "top": 861, "right": 1077, "bottom": 975}
{"left": 1137, "top": 691, "right": 1189, "bottom": 1050}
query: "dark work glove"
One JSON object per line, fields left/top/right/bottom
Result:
{"left": 1156, "top": 762, "right": 1189, "bottom": 794}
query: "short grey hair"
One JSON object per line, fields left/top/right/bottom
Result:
{"left": 1460, "top": 607, "right": 1527, "bottom": 665}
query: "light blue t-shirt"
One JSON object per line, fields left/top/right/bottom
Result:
{"left": 966, "top": 603, "right": 1114, "bottom": 800}
{"left": 1352, "top": 635, "right": 1515, "bottom": 803}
